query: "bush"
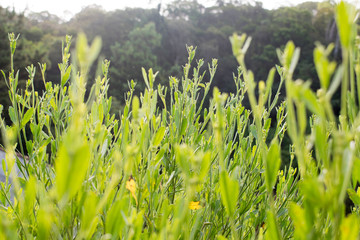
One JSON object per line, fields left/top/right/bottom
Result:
{"left": 0, "top": 1, "right": 359, "bottom": 239}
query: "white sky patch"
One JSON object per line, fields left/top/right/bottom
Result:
{"left": 1, "top": 0, "right": 359, "bottom": 20}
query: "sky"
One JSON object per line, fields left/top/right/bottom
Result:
{"left": 1, "top": 0, "right": 359, "bottom": 20}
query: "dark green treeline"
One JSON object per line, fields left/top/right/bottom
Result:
{"left": 0, "top": 1, "right": 339, "bottom": 114}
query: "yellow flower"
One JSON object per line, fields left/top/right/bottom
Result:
{"left": 126, "top": 175, "right": 138, "bottom": 205}
{"left": 189, "top": 201, "right": 202, "bottom": 210}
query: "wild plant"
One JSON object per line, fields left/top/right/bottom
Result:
{"left": 0, "top": 1, "right": 358, "bottom": 239}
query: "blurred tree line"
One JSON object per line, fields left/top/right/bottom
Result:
{"left": 0, "top": 1, "right": 339, "bottom": 116}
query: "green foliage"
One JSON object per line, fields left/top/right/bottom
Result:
{"left": 0, "top": 1, "right": 359, "bottom": 239}
{"left": 0, "top": 28, "right": 294, "bottom": 238}
{"left": 0, "top": 1, "right": 341, "bottom": 116}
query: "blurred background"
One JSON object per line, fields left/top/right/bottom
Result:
{"left": 0, "top": 0, "right": 358, "bottom": 115}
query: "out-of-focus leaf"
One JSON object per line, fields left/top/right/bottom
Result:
{"left": 152, "top": 126, "right": 166, "bottom": 147}
{"left": 335, "top": 1, "right": 357, "bottom": 48}
{"left": 219, "top": 170, "right": 239, "bottom": 217}
{"left": 265, "top": 140, "right": 281, "bottom": 192}
{"left": 299, "top": 177, "right": 324, "bottom": 207}
{"left": 341, "top": 214, "right": 359, "bottom": 240}
{"left": 55, "top": 141, "right": 90, "bottom": 200}
{"left": 265, "top": 210, "right": 282, "bottom": 240}
{"left": 289, "top": 203, "right": 309, "bottom": 240}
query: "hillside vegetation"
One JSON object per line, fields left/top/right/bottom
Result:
{"left": 0, "top": 1, "right": 339, "bottom": 110}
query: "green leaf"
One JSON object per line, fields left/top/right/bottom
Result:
{"left": 55, "top": 141, "right": 91, "bottom": 200}
{"left": 24, "top": 176, "right": 36, "bottom": 217}
{"left": 352, "top": 157, "right": 360, "bottom": 185}
{"left": 335, "top": 1, "right": 356, "bottom": 48}
{"left": 265, "top": 140, "right": 281, "bottom": 192}
{"left": 175, "top": 144, "right": 191, "bottom": 174}
{"left": 289, "top": 203, "right": 309, "bottom": 240}
{"left": 61, "top": 66, "right": 71, "bottom": 87}
{"left": 347, "top": 189, "right": 360, "bottom": 206}
{"left": 105, "top": 199, "right": 127, "bottom": 235}
{"left": 147, "top": 68, "right": 158, "bottom": 89}
{"left": 199, "top": 151, "right": 211, "bottom": 180}
{"left": 289, "top": 48, "right": 300, "bottom": 74}
{"left": 132, "top": 95, "right": 140, "bottom": 120}
{"left": 299, "top": 84, "right": 325, "bottom": 118}
{"left": 142, "top": 67, "right": 149, "bottom": 89}
{"left": 180, "top": 118, "right": 188, "bottom": 136}
{"left": 2, "top": 158, "right": 6, "bottom": 175}
{"left": 301, "top": 88, "right": 319, "bottom": 112}
{"left": 1, "top": 70, "right": 6, "bottom": 82}
{"left": 8, "top": 106, "right": 17, "bottom": 124}
{"left": 152, "top": 126, "right": 166, "bottom": 147}
{"left": 299, "top": 177, "right": 324, "bottom": 207}
{"left": 280, "top": 41, "right": 295, "bottom": 69}
{"left": 37, "top": 208, "right": 51, "bottom": 239}
{"left": 249, "top": 124, "right": 257, "bottom": 140}
{"left": 21, "top": 108, "right": 34, "bottom": 129}
{"left": 341, "top": 214, "right": 359, "bottom": 240}
{"left": 88, "top": 36, "right": 102, "bottom": 64}
{"left": 264, "top": 67, "right": 276, "bottom": 101}
{"left": 219, "top": 170, "right": 239, "bottom": 217}
{"left": 80, "top": 191, "right": 99, "bottom": 238}
{"left": 314, "top": 123, "right": 328, "bottom": 166}
{"left": 26, "top": 140, "right": 33, "bottom": 155}
{"left": 76, "top": 32, "right": 88, "bottom": 67}
{"left": 314, "top": 43, "right": 336, "bottom": 90}
{"left": 327, "top": 65, "right": 344, "bottom": 98}
{"left": 265, "top": 210, "right": 282, "bottom": 240}
{"left": 76, "top": 33, "right": 101, "bottom": 73}
{"left": 340, "top": 142, "right": 356, "bottom": 202}
{"left": 264, "top": 118, "right": 271, "bottom": 132}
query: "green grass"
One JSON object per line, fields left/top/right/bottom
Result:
{"left": 0, "top": 1, "right": 359, "bottom": 239}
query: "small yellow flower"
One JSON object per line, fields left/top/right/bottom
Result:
{"left": 126, "top": 175, "right": 138, "bottom": 205}
{"left": 189, "top": 201, "right": 202, "bottom": 210}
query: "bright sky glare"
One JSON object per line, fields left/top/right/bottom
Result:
{"left": 1, "top": 0, "right": 359, "bottom": 20}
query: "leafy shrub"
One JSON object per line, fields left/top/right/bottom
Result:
{"left": 0, "top": 1, "right": 359, "bottom": 239}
